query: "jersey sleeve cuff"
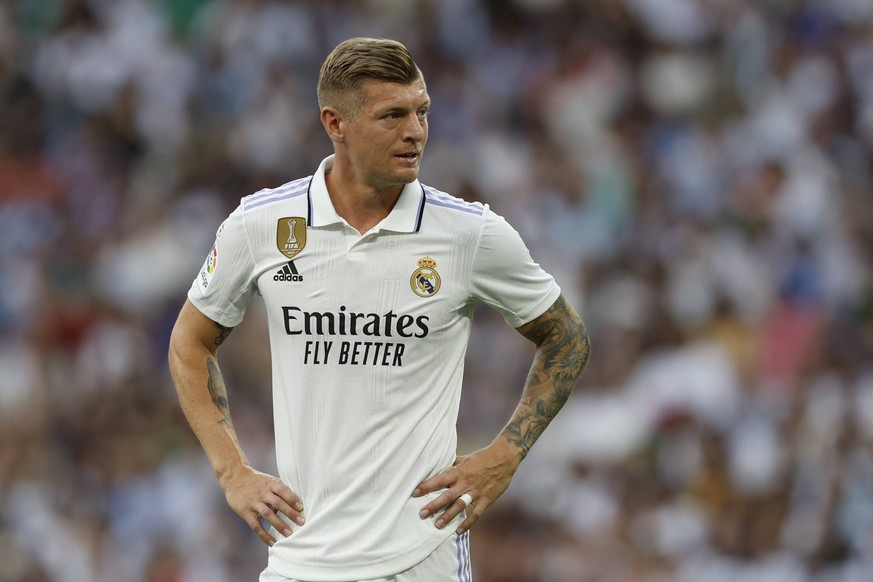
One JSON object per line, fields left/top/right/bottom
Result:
{"left": 509, "top": 282, "right": 562, "bottom": 328}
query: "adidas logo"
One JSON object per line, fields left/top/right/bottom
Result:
{"left": 274, "top": 260, "right": 303, "bottom": 282}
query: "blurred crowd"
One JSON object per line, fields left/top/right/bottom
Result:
{"left": 1, "top": 0, "right": 872, "bottom": 580}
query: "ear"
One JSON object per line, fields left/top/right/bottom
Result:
{"left": 320, "top": 107, "right": 344, "bottom": 144}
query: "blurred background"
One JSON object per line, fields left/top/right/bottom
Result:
{"left": 1, "top": 0, "right": 872, "bottom": 580}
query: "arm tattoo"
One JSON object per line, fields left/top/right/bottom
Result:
{"left": 206, "top": 355, "right": 233, "bottom": 426}
{"left": 501, "top": 295, "right": 590, "bottom": 458}
{"left": 214, "top": 323, "right": 234, "bottom": 346}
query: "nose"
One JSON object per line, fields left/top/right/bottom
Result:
{"left": 403, "top": 114, "right": 426, "bottom": 142}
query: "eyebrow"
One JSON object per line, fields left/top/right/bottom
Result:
{"left": 377, "top": 100, "right": 431, "bottom": 115}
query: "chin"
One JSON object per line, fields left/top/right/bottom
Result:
{"left": 392, "top": 170, "right": 420, "bottom": 185}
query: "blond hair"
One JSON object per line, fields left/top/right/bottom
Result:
{"left": 317, "top": 37, "right": 422, "bottom": 117}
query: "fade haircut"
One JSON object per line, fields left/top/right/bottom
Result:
{"left": 317, "top": 37, "right": 423, "bottom": 118}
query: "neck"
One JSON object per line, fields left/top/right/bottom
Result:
{"left": 325, "top": 165, "right": 404, "bottom": 234}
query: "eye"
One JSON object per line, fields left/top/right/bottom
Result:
{"left": 417, "top": 108, "right": 429, "bottom": 120}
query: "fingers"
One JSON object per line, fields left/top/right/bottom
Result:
{"left": 248, "top": 507, "right": 279, "bottom": 547}
{"left": 420, "top": 490, "right": 479, "bottom": 532}
{"left": 258, "top": 501, "right": 294, "bottom": 540}
{"left": 252, "top": 481, "right": 305, "bottom": 546}
{"left": 413, "top": 467, "right": 463, "bottom": 518}
{"left": 418, "top": 488, "right": 458, "bottom": 520}
{"left": 414, "top": 469, "right": 477, "bottom": 531}
{"left": 412, "top": 446, "right": 515, "bottom": 535}
{"left": 439, "top": 494, "right": 474, "bottom": 529}
{"left": 225, "top": 472, "right": 306, "bottom": 548}
{"left": 412, "top": 468, "right": 455, "bottom": 498}
{"left": 248, "top": 498, "right": 302, "bottom": 547}
{"left": 242, "top": 502, "right": 290, "bottom": 547}
{"left": 270, "top": 481, "right": 306, "bottom": 525}
{"left": 455, "top": 510, "right": 480, "bottom": 535}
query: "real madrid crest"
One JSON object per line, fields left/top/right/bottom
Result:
{"left": 276, "top": 217, "right": 306, "bottom": 259}
{"left": 410, "top": 256, "right": 441, "bottom": 298}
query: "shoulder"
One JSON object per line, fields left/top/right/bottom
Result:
{"left": 240, "top": 176, "right": 312, "bottom": 213}
{"left": 421, "top": 184, "right": 487, "bottom": 218}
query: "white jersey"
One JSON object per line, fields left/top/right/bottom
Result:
{"left": 188, "top": 156, "right": 560, "bottom": 581}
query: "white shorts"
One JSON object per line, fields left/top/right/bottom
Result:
{"left": 259, "top": 531, "right": 472, "bottom": 582}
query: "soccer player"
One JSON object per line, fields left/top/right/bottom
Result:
{"left": 168, "top": 37, "right": 589, "bottom": 581}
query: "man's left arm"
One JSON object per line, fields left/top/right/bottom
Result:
{"left": 413, "top": 294, "right": 590, "bottom": 533}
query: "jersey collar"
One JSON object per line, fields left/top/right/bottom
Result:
{"left": 307, "top": 155, "right": 425, "bottom": 233}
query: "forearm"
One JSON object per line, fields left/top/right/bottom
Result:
{"left": 168, "top": 317, "right": 248, "bottom": 482}
{"left": 414, "top": 295, "right": 589, "bottom": 533}
{"left": 499, "top": 295, "right": 590, "bottom": 460}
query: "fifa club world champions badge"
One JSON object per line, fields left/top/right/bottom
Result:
{"left": 276, "top": 217, "right": 306, "bottom": 259}
{"left": 411, "top": 256, "right": 441, "bottom": 297}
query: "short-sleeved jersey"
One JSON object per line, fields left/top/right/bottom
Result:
{"left": 188, "top": 156, "right": 560, "bottom": 581}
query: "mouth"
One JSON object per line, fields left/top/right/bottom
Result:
{"left": 395, "top": 152, "right": 420, "bottom": 163}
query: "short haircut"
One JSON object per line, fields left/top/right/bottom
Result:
{"left": 317, "top": 37, "right": 423, "bottom": 117}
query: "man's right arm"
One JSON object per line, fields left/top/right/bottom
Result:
{"left": 168, "top": 299, "right": 304, "bottom": 546}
